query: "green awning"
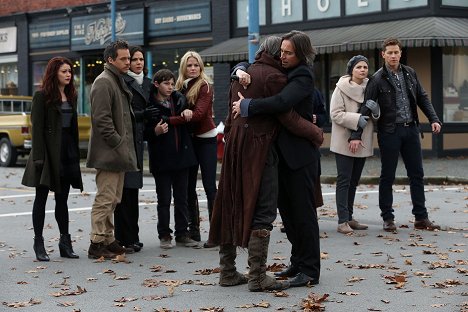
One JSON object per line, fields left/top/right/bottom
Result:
{"left": 200, "top": 17, "right": 468, "bottom": 63}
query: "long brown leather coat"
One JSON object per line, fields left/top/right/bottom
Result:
{"left": 209, "top": 52, "right": 324, "bottom": 247}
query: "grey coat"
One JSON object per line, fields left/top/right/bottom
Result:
{"left": 86, "top": 64, "right": 138, "bottom": 172}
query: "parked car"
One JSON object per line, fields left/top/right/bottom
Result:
{"left": 0, "top": 95, "right": 91, "bottom": 167}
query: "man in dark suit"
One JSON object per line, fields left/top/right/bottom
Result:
{"left": 232, "top": 30, "right": 321, "bottom": 287}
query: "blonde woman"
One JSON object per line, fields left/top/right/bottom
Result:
{"left": 166, "top": 51, "right": 217, "bottom": 245}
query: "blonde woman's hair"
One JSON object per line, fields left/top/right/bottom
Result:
{"left": 175, "top": 51, "right": 212, "bottom": 108}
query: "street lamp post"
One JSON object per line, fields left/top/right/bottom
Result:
{"left": 248, "top": 0, "right": 259, "bottom": 63}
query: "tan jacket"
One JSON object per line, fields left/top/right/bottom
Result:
{"left": 86, "top": 64, "right": 138, "bottom": 172}
{"left": 330, "top": 75, "right": 376, "bottom": 158}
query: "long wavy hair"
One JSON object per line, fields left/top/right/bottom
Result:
{"left": 41, "top": 56, "right": 77, "bottom": 107}
{"left": 175, "top": 51, "right": 212, "bottom": 108}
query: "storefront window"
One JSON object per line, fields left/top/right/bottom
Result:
{"left": 442, "top": 47, "right": 468, "bottom": 123}
{"left": 150, "top": 48, "right": 213, "bottom": 81}
{"left": 0, "top": 63, "right": 18, "bottom": 95}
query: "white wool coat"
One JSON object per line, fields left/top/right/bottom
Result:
{"left": 330, "top": 75, "right": 377, "bottom": 158}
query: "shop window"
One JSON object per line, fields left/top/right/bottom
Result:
{"left": 0, "top": 63, "right": 18, "bottom": 95}
{"left": 442, "top": 47, "right": 468, "bottom": 123}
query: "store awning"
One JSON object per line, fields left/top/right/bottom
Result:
{"left": 200, "top": 17, "right": 468, "bottom": 63}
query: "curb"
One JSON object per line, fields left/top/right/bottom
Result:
{"left": 80, "top": 167, "right": 468, "bottom": 185}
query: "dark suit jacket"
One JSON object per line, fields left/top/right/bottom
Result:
{"left": 248, "top": 64, "right": 319, "bottom": 170}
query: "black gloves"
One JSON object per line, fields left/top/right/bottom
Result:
{"left": 143, "top": 105, "right": 160, "bottom": 121}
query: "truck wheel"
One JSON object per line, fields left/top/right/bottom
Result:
{"left": 0, "top": 138, "right": 18, "bottom": 167}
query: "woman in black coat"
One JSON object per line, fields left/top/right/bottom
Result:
{"left": 22, "top": 57, "right": 83, "bottom": 261}
{"left": 114, "top": 46, "right": 156, "bottom": 252}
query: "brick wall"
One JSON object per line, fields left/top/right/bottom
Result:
{"left": 0, "top": 0, "right": 106, "bottom": 16}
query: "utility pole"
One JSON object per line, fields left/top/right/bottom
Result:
{"left": 248, "top": 0, "right": 259, "bottom": 63}
{"left": 111, "top": 0, "right": 116, "bottom": 41}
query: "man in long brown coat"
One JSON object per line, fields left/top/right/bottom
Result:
{"left": 208, "top": 36, "right": 323, "bottom": 292}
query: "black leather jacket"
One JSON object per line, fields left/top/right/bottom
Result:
{"left": 364, "top": 64, "right": 441, "bottom": 133}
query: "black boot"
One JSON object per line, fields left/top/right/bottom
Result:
{"left": 188, "top": 198, "right": 201, "bottom": 241}
{"left": 33, "top": 236, "right": 50, "bottom": 262}
{"left": 59, "top": 234, "right": 79, "bottom": 259}
{"left": 203, "top": 199, "right": 218, "bottom": 248}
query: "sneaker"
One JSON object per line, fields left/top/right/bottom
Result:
{"left": 414, "top": 218, "right": 441, "bottom": 231}
{"left": 107, "top": 240, "right": 132, "bottom": 255}
{"left": 88, "top": 242, "right": 117, "bottom": 259}
{"left": 348, "top": 219, "right": 368, "bottom": 230}
{"left": 160, "top": 236, "right": 173, "bottom": 249}
{"left": 337, "top": 222, "right": 354, "bottom": 234}
{"left": 383, "top": 219, "right": 397, "bottom": 232}
{"left": 175, "top": 235, "right": 199, "bottom": 247}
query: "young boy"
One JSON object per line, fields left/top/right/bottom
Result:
{"left": 145, "top": 69, "right": 198, "bottom": 248}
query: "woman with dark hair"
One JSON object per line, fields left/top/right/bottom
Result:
{"left": 22, "top": 56, "right": 83, "bottom": 261}
{"left": 114, "top": 46, "right": 157, "bottom": 252}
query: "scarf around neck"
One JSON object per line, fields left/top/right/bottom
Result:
{"left": 128, "top": 70, "right": 144, "bottom": 85}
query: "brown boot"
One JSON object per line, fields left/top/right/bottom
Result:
{"left": 219, "top": 244, "right": 248, "bottom": 286}
{"left": 247, "top": 229, "right": 289, "bottom": 292}
{"left": 88, "top": 242, "right": 117, "bottom": 259}
{"left": 348, "top": 219, "right": 368, "bottom": 230}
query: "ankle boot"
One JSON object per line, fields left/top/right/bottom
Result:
{"left": 33, "top": 236, "right": 50, "bottom": 262}
{"left": 219, "top": 244, "right": 248, "bottom": 286}
{"left": 188, "top": 198, "right": 201, "bottom": 241}
{"left": 59, "top": 234, "right": 79, "bottom": 259}
{"left": 247, "top": 229, "right": 289, "bottom": 292}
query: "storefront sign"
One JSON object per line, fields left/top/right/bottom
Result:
{"left": 271, "top": 0, "right": 303, "bottom": 24}
{"left": 389, "top": 0, "right": 428, "bottom": 10}
{"left": 307, "top": 0, "right": 340, "bottom": 20}
{"left": 442, "top": 0, "right": 468, "bottom": 7}
{"left": 0, "top": 27, "right": 17, "bottom": 53}
{"left": 29, "top": 20, "right": 70, "bottom": 49}
{"left": 345, "top": 0, "right": 381, "bottom": 15}
{"left": 148, "top": 1, "right": 211, "bottom": 37}
{"left": 237, "top": 0, "right": 267, "bottom": 28}
{"left": 71, "top": 9, "right": 143, "bottom": 51}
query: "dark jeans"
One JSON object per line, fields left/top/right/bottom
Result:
{"left": 114, "top": 188, "right": 140, "bottom": 245}
{"left": 188, "top": 136, "right": 217, "bottom": 202}
{"left": 378, "top": 124, "right": 428, "bottom": 221}
{"left": 32, "top": 178, "right": 71, "bottom": 237}
{"left": 278, "top": 155, "right": 320, "bottom": 280}
{"left": 251, "top": 146, "right": 278, "bottom": 231}
{"left": 154, "top": 169, "right": 190, "bottom": 239}
{"left": 335, "top": 153, "right": 366, "bottom": 224}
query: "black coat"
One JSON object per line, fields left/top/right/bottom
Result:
{"left": 22, "top": 91, "right": 83, "bottom": 193}
{"left": 248, "top": 64, "right": 319, "bottom": 170}
{"left": 365, "top": 64, "right": 441, "bottom": 133}
{"left": 123, "top": 75, "right": 152, "bottom": 188}
{"left": 145, "top": 90, "right": 197, "bottom": 173}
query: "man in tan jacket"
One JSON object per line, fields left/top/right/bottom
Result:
{"left": 86, "top": 40, "right": 138, "bottom": 259}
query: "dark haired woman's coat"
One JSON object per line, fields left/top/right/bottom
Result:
{"left": 22, "top": 91, "right": 83, "bottom": 193}
{"left": 122, "top": 74, "right": 152, "bottom": 188}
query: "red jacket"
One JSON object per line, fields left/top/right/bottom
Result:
{"left": 169, "top": 79, "right": 216, "bottom": 135}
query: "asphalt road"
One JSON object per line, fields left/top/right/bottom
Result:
{"left": 0, "top": 167, "right": 467, "bottom": 312}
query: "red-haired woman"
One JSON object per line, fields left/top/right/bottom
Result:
{"left": 22, "top": 57, "right": 83, "bottom": 261}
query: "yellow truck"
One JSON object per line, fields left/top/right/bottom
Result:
{"left": 0, "top": 95, "right": 91, "bottom": 167}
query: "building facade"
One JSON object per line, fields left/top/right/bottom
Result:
{"left": 0, "top": 0, "right": 467, "bottom": 156}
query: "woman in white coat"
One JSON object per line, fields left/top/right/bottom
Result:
{"left": 330, "top": 55, "right": 380, "bottom": 234}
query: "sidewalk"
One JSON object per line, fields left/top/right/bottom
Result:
{"left": 80, "top": 154, "right": 468, "bottom": 184}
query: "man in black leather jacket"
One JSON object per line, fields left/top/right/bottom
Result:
{"left": 363, "top": 37, "right": 442, "bottom": 232}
